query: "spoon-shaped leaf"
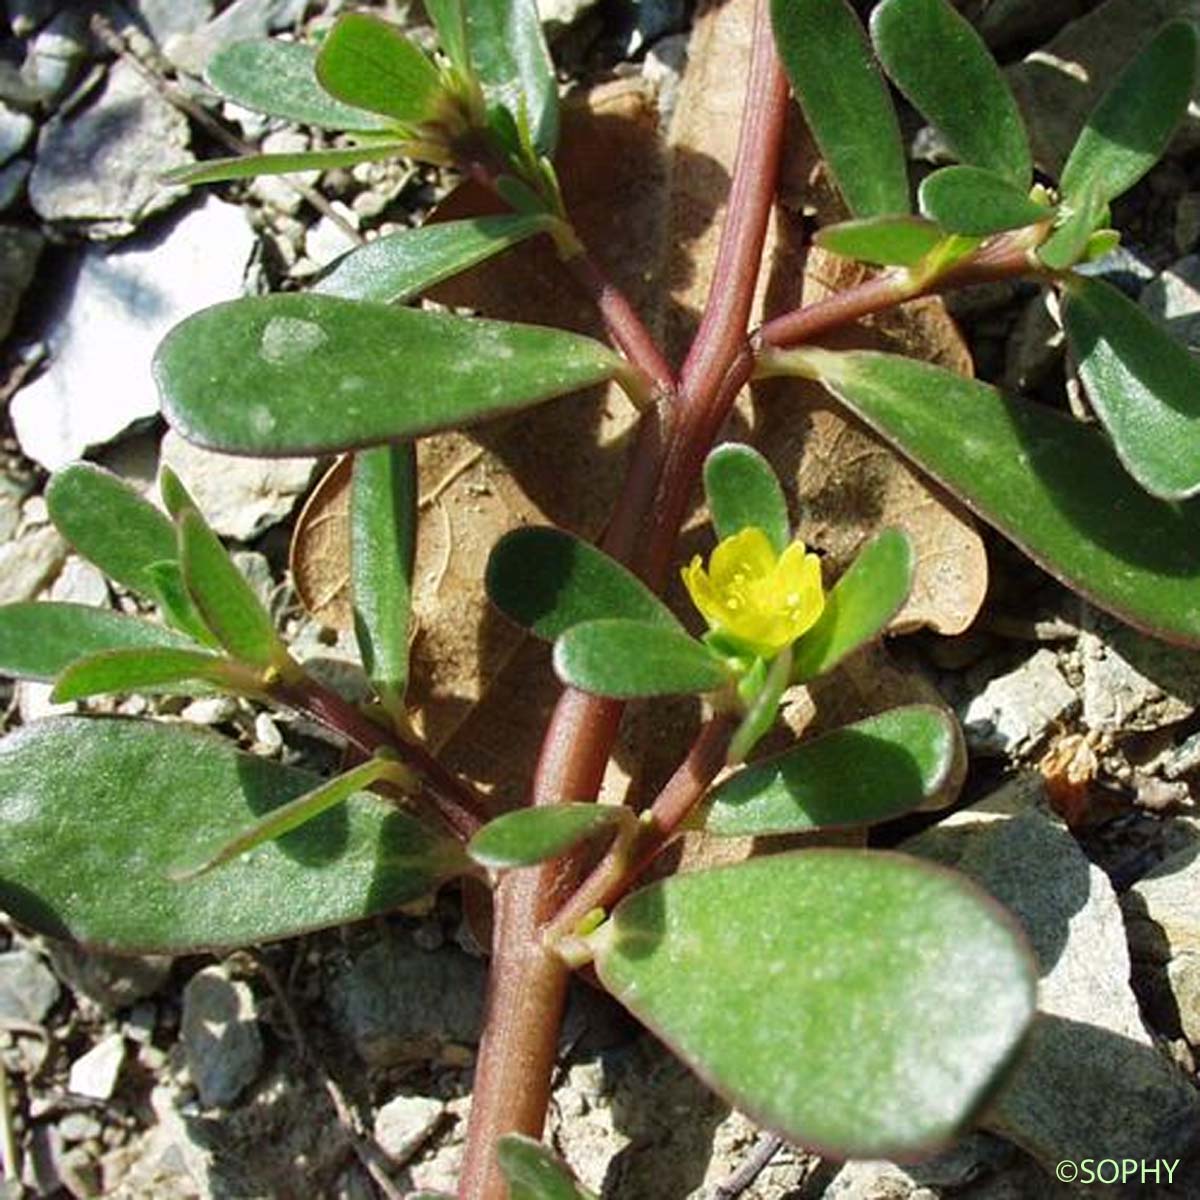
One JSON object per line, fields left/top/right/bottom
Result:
{"left": 426, "top": 0, "right": 470, "bottom": 76}
{"left": 486, "top": 528, "right": 680, "bottom": 640}
{"left": 205, "top": 39, "right": 391, "bottom": 132}
{"left": 696, "top": 706, "right": 957, "bottom": 835}
{"left": 315, "top": 12, "right": 446, "bottom": 125}
{"left": 164, "top": 144, "right": 413, "bottom": 187}
{"left": 1059, "top": 20, "right": 1198, "bottom": 206}
{"left": 466, "top": 0, "right": 559, "bottom": 156}
{"left": 498, "top": 1135, "right": 598, "bottom": 1200}
{"left": 918, "top": 167, "right": 1052, "bottom": 236}
{"left": 554, "top": 620, "right": 729, "bottom": 699}
{"left": 0, "top": 716, "right": 466, "bottom": 952}
{"left": 468, "top": 804, "right": 629, "bottom": 871}
{"left": 777, "top": 347, "right": 1200, "bottom": 646}
{"left": 178, "top": 508, "right": 288, "bottom": 670}
{"left": 352, "top": 444, "right": 416, "bottom": 715}
{"left": 0, "top": 603, "right": 194, "bottom": 682}
{"left": 315, "top": 215, "right": 553, "bottom": 304}
{"left": 1061, "top": 274, "right": 1200, "bottom": 500}
{"left": 703, "top": 444, "right": 790, "bottom": 554}
{"left": 770, "top": 0, "right": 909, "bottom": 218}
{"left": 871, "top": 0, "right": 1031, "bottom": 186}
{"left": 51, "top": 647, "right": 251, "bottom": 703}
{"left": 46, "top": 463, "right": 176, "bottom": 600}
{"left": 155, "top": 295, "right": 623, "bottom": 456}
{"left": 592, "top": 851, "right": 1035, "bottom": 1159}
{"left": 790, "top": 527, "right": 914, "bottom": 683}
{"left": 814, "top": 215, "right": 944, "bottom": 267}
{"left": 174, "top": 755, "right": 410, "bottom": 881}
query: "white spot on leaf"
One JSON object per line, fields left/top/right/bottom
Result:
{"left": 260, "top": 316, "right": 328, "bottom": 366}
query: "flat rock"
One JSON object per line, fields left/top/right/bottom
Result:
{"left": 373, "top": 1095, "right": 443, "bottom": 1165}
{"left": 0, "top": 102, "right": 32, "bottom": 166}
{"left": 46, "top": 941, "right": 172, "bottom": 1012}
{"left": 960, "top": 649, "right": 1078, "bottom": 756}
{"left": 0, "top": 159, "right": 31, "bottom": 213}
{"left": 180, "top": 966, "right": 263, "bottom": 1108}
{"left": 159, "top": 429, "right": 314, "bottom": 541}
{"left": 47, "top": 556, "right": 109, "bottom": 606}
{"left": 0, "top": 523, "right": 67, "bottom": 604}
{"left": 6, "top": 0, "right": 61, "bottom": 37}
{"left": 0, "top": 947, "right": 60, "bottom": 1023}
{"left": 11, "top": 196, "right": 254, "bottom": 470}
{"left": 331, "top": 937, "right": 485, "bottom": 1067}
{"left": 0, "top": 224, "right": 42, "bottom": 344}
{"left": 1079, "top": 611, "right": 1200, "bottom": 734}
{"left": 907, "top": 785, "right": 1200, "bottom": 1176}
{"left": 21, "top": 8, "right": 88, "bottom": 106}
{"left": 29, "top": 59, "right": 191, "bottom": 236}
{"left": 68, "top": 1033, "right": 126, "bottom": 1100}
{"left": 164, "top": 0, "right": 308, "bottom": 76}
{"left": 1007, "top": 0, "right": 1200, "bottom": 177}
{"left": 133, "top": 0, "right": 215, "bottom": 43}
{"left": 1141, "top": 253, "right": 1200, "bottom": 352}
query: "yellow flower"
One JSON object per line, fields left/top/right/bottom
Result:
{"left": 682, "top": 527, "right": 825, "bottom": 658}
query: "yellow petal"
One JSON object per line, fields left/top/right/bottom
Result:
{"left": 682, "top": 557, "right": 724, "bottom": 628}
{"left": 708, "top": 527, "right": 776, "bottom": 591}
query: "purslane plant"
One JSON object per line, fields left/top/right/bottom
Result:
{"left": 1, "top": 0, "right": 1198, "bottom": 1196}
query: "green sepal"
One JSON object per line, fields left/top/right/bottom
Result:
{"left": 695, "top": 706, "right": 958, "bottom": 835}
{"left": 553, "top": 620, "right": 730, "bottom": 699}
{"left": 728, "top": 647, "right": 792, "bottom": 765}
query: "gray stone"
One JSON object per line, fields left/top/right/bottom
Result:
{"left": 332, "top": 937, "right": 486, "bottom": 1066}
{"left": 68, "top": 1033, "right": 126, "bottom": 1100}
{"left": 1141, "top": 254, "right": 1200, "bottom": 352}
{"left": 538, "top": 0, "right": 601, "bottom": 33}
{"left": 373, "top": 1094, "right": 443, "bottom": 1164}
{"left": 0, "top": 947, "right": 60, "bottom": 1023}
{"left": 1007, "top": 0, "right": 1200, "bottom": 179}
{"left": 21, "top": 8, "right": 88, "bottom": 106}
{"left": 0, "top": 225, "right": 42, "bottom": 344}
{"left": 48, "top": 556, "right": 109, "bottom": 606}
{"left": 248, "top": 129, "right": 313, "bottom": 215}
{"left": 159, "top": 429, "right": 315, "bottom": 541}
{"left": 180, "top": 966, "right": 263, "bottom": 1108}
{"left": 301, "top": 203, "right": 360, "bottom": 271}
{"left": 0, "top": 471, "right": 28, "bottom": 543}
{"left": 1079, "top": 612, "right": 1200, "bottom": 734}
{"left": 0, "top": 103, "right": 32, "bottom": 167}
{"left": 46, "top": 941, "right": 172, "bottom": 1012}
{"left": 1074, "top": 244, "right": 1158, "bottom": 297}
{"left": 133, "top": 0, "right": 215, "bottom": 44}
{"left": 29, "top": 60, "right": 191, "bottom": 236}
{"left": 5, "top": 0, "right": 61, "bottom": 37}
{"left": 12, "top": 197, "right": 254, "bottom": 470}
{"left": 57, "top": 1112, "right": 102, "bottom": 1144}
{"left": 908, "top": 795, "right": 1200, "bottom": 1175}
{"left": 0, "top": 524, "right": 67, "bottom": 604}
{"left": 180, "top": 695, "right": 239, "bottom": 725}
{"left": 164, "top": 0, "right": 309, "bottom": 76}
{"left": 960, "top": 649, "right": 1078, "bottom": 756}
{"left": 16, "top": 679, "right": 72, "bottom": 723}
{"left": 0, "top": 160, "right": 31, "bottom": 213}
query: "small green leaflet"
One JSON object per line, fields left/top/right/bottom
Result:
{"left": 814, "top": 215, "right": 944, "bottom": 267}
{"left": 467, "top": 804, "right": 628, "bottom": 871}
{"left": 918, "top": 167, "right": 1052, "bottom": 237}
{"left": 51, "top": 647, "right": 250, "bottom": 703}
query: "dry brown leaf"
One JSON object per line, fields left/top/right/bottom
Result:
{"left": 291, "top": 454, "right": 353, "bottom": 628}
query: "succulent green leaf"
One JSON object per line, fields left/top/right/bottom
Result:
{"left": 178, "top": 509, "right": 287, "bottom": 670}
{"left": 697, "top": 706, "right": 957, "bottom": 835}
{"left": 0, "top": 603, "right": 194, "bottom": 683}
{"left": 51, "top": 648, "right": 248, "bottom": 703}
{"left": 791, "top": 527, "right": 914, "bottom": 683}
{"left": 770, "top": 0, "right": 909, "bottom": 218}
{"left": 163, "top": 144, "right": 410, "bottom": 187}
{"left": 315, "top": 215, "right": 552, "bottom": 304}
{"left": 486, "top": 527, "right": 680, "bottom": 640}
{"left": 155, "top": 295, "right": 622, "bottom": 456}
{"left": 553, "top": 620, "right": 730, "bottom": 699}
{"left": 352, "top": 444, "right": 416, "bottom": 712}
{"left": 1036, "top": 184, "right": 1106, "bottom": 271}
{"left": 814, "top": 215, "right": 944, "bottom": 267}
{"left": 789, "top": 347, "right": 1200, "bottom": 647}
{"left": 315, "top": 12, "right": 446, "bottom": 125}
{"left": 1059, "top": 20, "right": 1198, "bottom": 206}
{"left": 1062, "top": 274, "right": 1200, "bottom": 500}
{"left": 467, "top": 804, "right": 627, "bottom": 871}
{"left": 497, "top": 1135, "right": 597, "bottom": 1200}
{"left": 871, "top": 0, "right": 1031, "bottom": 186}
{"left": 158, "top": 464, "right": 198, "bottom": 521}
{"left": 703, "top": 444, "right": 790, "bottom": 554}
{"left": 918, "top": 166, "right": 1053, "bottom": 236}
{"left": 144, "top": 561, "right": 220, "bottom": 647}
{"left": 426, "top": 0, "right": 470, "bottom": 76}
{"left": 465, "top": 0, "right": 559, "bottom": 155}
{"left": 174, "top": 756, "right": 407, "bottom": 880}
{"left": 46, "top": 463, "right": 176, "bottom": 600}
{"left": 593, "top": 851, "right": 1035, "bottom": 1159}
{"left": 0, "top": 716, "right": 464, "bottom": 952}
{"left": 205, "top": 38, "right": 390, "bottom": 132}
